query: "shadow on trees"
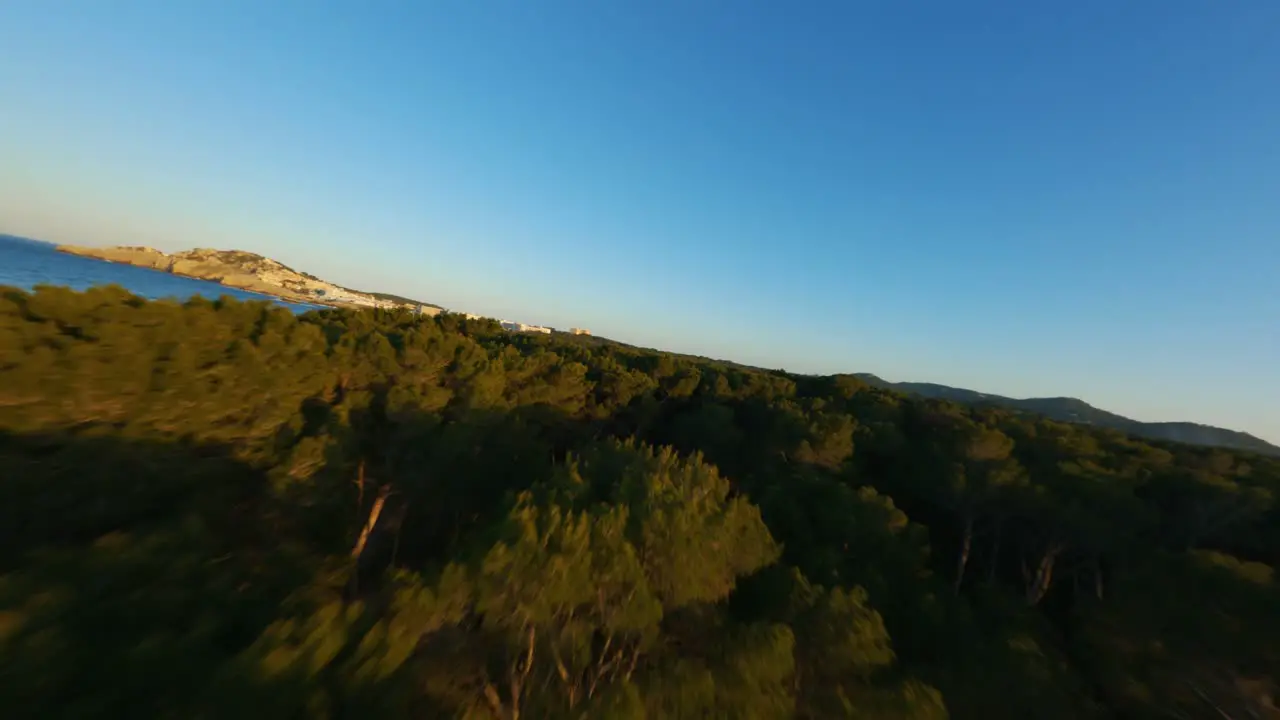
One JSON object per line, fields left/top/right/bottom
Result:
{"left": 0, "top": 428, "right": 312, "bottom": 717}
{"left": 0, "top": 398, "right": 622, "bottom": 718}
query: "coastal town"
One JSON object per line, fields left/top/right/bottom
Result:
{"left": 501, "top": 322, "right": 592, "bottom": 336}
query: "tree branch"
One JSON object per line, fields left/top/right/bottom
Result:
{"left": 350, "top": 483, "right": 391, "bottom": 560}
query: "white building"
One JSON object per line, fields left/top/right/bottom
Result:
{"left": 500, "top": 321, "right": 552, "bottom": 334}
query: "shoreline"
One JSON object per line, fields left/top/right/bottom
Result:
{"left": 57, "top": 245, "right": 395, "bottom": 312}
{"left": 86, "top": 254, "right": 335, "bottom": 309}
{"left": 163, "top": 266, "right": 339, "bottom": 309}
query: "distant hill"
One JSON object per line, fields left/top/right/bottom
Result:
{"left": 853, "top": 373, "right": 1280, "bottom": 456}
{"left": 544, "top": 335, "right": 1277, "bottom": 455}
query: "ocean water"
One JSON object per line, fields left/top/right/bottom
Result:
{"left": 0, "top": 235, "right": 323, "bottom": 313}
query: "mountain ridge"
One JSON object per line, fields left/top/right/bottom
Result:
{"left": 851, "top": 372, "right": 1280, "bottom": 456}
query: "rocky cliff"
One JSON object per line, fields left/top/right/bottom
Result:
{"left": 58, "top": 245, "right": 439, "bottom": 312}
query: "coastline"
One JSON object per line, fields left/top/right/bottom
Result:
{"left": 56, "top": 244, "right": 402, "bottom": 311}
{"left": 77, "top": 251, "right": 333, "bottom": 308}
{"left": 160, "top": 265, "right": 338, "bottom": 308}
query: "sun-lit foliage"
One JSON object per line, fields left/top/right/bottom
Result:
{"left": 1, "top": 285, "right": 1278, "bottom": 718}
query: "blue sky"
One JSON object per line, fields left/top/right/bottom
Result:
{"left": 1, "top": 1, "right": 1277, "bottom": 442}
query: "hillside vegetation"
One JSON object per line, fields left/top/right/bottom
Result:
{"left": 855, "top": 374, "right": 1280, "bottom": 456}
{"left": 1, "top": 284, "right": 1278, "bottom": 719}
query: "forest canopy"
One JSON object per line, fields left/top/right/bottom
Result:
{"left": 1, "top": 284, "right": 1277, "bottom": 719}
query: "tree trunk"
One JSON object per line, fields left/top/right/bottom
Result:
{"left": 1025, "top": 544, "right": 1060, "bottom": 606}
{"left": 954, "top": 515, "right": 973, "bottom": 595}
{"left": 1094, "top": 557, "right": 1104, "bottom": 601}
{"left": 483, "top": 684, "right": 511, "bottom": 720}
{"left": 501, "top": 624, "right": 535, "bottom": 720}
{"left": 351, "top": 485, "right": 390, "bottom": 560}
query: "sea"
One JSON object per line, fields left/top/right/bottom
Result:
{"left": 0, "top": 235, "right": 324, "bottom": 314}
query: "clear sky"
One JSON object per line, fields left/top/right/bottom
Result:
{"left": 1, "top": 1, "right": 1277, "bottom": 442}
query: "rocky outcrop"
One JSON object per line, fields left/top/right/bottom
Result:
{"left": 60, "top": 245, "right": 172, "bottom": 271}
{"left": 57, "top": 245, "right": 437, "bottom": 312}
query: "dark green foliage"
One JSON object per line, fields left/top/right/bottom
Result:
{"left": 1, "top": 285, "right": 1277, "bottom": 718}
